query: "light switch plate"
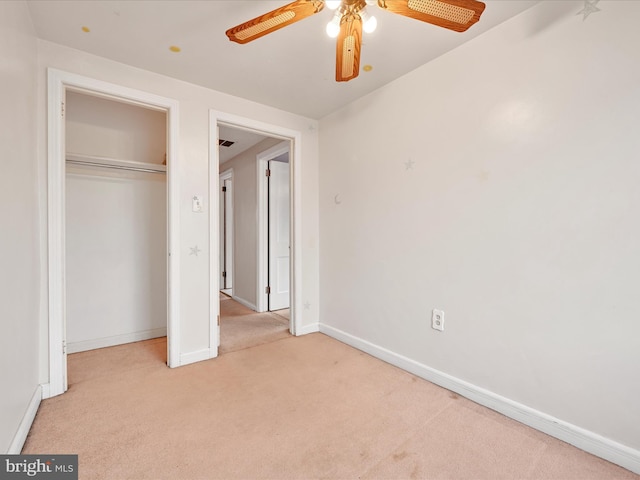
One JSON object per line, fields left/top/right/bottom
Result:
{"left": 192, "top": 195, "right": 203, "bottom": 213}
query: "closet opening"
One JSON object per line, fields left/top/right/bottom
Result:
{"left": 64, "top": 91, "right": 168, "bottom": 373}
{"left": 47, "top": 69, "right": 180, "bottom": 398}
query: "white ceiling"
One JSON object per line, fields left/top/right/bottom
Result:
{"left": 26, "top": 0, "right": 538, "bottom": 119}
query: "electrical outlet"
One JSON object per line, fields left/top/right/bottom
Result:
{"left": 432, "top": 309, "right": 445, "bottom": 332}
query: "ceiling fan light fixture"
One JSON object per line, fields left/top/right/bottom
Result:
{"left": 226, "top": 0, "right": 487, "bottom": 83}
{"left": 326, "top": 12, "right": 342, "bottom": 38}
{"left": 359, "top": 8, "right": 378, "bottom": 33}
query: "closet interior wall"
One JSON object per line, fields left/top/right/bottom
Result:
{"left": 65, "top": 91, "right": 168, "bottom": 353}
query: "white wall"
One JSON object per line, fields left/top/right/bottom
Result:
{"left": 221, "top": 137, "right": 282, "bottom": 309}
{"left": 65, "top": 93, "right": 167, "bottom": 352}
{"left": 320, "top": 0, "right": 640, "bottom": 459}
{"left": 36, "top": 39, "right": 320, "bottom": 372}
{"left": 65, "top": 168, "right": 167, "bottom": 351}
{"left": 0, "top": 1, "right": 40, "bottom": 452}
{"left": 66, "top": 91, "right": 166, "bottom": 164}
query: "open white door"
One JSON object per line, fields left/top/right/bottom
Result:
{"left": 219, "top": 171, "right": 233, "bottom": 294}
{"left": 268, "top": 159, "right": 290, "bottom": 311}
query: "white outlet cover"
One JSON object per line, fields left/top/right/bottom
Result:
{"left": 432, "top": 309, "right": 445, "bottom": 331}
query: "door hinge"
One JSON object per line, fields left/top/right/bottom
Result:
{"left": 61, "top": 102, "right": 65, "bottom": 118}
{"left": 266, "top": 169, "right": 271, "bottom": 177}
{"left": 222, "top": 186, "right": 227, "bottom": 192}
{"left": 222, "top": 271, "right": 226, "bottom": 278}
{"left": 62, "top": 340, "right": 67, "bottom": 355}
{"left": 266, "top": 286, "right": 271, "bottom": 294}
{"left": 217, "top": 315, "right": 220, "bottom": 326}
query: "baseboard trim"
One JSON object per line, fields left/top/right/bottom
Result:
{"left": 179, "top": 348, "right": 216, "bottom": 366}
{"left": 319, "top": 323, "right": 640, "bottom": 475}
{"left": 7, "top": 385, "right": 42, "bottom": 454}
{"left": 40, "top": 383, "right": 51, "bottom": 400}
{"left": 296, "top": 322, "right": 319, "bottom": 336}
{"left": 67, "top": 327, "right": 167, "bottom": 353}
{"left": 231, "top": 295, "right": 257, "bottom": 311}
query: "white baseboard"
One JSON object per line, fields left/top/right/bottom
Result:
{"left": 232, "top": 295, "right": 257, "bottom": 311}
{"left": 7, "top": 385, "right": 42, "bottom": 454}
{"left": 296, "top": 322, "right": 319, "bottom": 336}
{"left": 67, "top": 327, "right": 167, "bottom": 353}
{"left": 319, "top": 323, "right": 640, "bottom": 475}
{"left": 179, "top": 348, "right": 216, "bottom": 366}
{"left": 40, "top": 383, "right": 51, "bottom": 400}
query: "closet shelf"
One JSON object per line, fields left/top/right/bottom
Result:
{"left": 66, "top": 153, "right": 167, "bottom": 174}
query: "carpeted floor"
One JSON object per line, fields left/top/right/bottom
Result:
{"left": 23, "top": 333, "right": 637, "bottom": 479}
{"left": 271, "top": 308, "right": 290, "bottom": 322}
{"left": 219, "top": 294, "right": 290, "bottom": 354}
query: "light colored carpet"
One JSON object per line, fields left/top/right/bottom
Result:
{"left": 23, "top": 334, "right": 637, "bottom": 480}
{"left": 219, "top": 295, "right": 290, "bottom": 354}
{"left": 271, "top": 308, "right": 290, "bottom": 322}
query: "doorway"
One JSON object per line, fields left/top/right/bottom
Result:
{"left": 209, "top": 110, "right": 302, "bottom": 354}
{"left": 259, "top": 143, "right": 291, "bottom": 314}
{"left": 65, "top": 91, "right": 167, "bottom": 355}
{"left": 215, "top": 125, "right": 291, "bottom": 352}
{"left": 46, "top": 69, "right": 180, "bottom": 398}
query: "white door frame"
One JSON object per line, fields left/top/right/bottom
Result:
{"left": 209, "top": 111, "right": 301, "bottom": 337}
{"left": 46, "top": 68, "right": 181, "bottom": 398}
{"left": 257, "top": 141, "right": 290, "bottom": 313}
{"left": 219, "top": 169, "right": 233, "bottom": 291}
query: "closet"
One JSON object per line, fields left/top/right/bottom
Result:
{"left": 65, "top": 91, "right": 167, "bottom": 353}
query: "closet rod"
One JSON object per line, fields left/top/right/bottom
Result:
{"left": 66, "top": 158, "right": 166, "bottom": 174}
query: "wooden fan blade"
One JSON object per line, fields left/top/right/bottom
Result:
{"left": 226, "top": 0, "right": 324, "bottom": 44}
{"left": 336, "top": 15, "right": 363, "bottom": 82}
{"left": 377, "top": 0, "right": 486, "bottom": 32}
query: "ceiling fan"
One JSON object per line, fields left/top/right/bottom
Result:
{"left": 226, "top": 0, "right": 486, "bottom": 82}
